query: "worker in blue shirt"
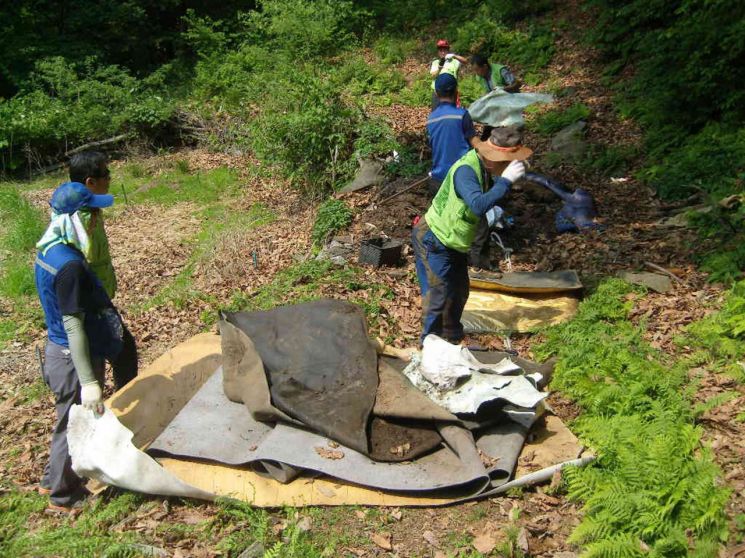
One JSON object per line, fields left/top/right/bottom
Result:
{"left": 426, "top": 73, "right": 478, "bottom": 200}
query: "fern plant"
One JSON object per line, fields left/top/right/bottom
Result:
{"left": 537, "top": 279, "right": 730, "bottom": 557}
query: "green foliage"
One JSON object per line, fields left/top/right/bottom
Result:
{"left": 582, "top": 144, "right": 641, "bottom": 178}
{"left": 449, "top": 7, "right": 554, "bottom": 74}
{"left": 396, "top": 75, "right": 432, "bottom": 107}
{"left": 0, "top": 57, "right": 175, "bottom": 172}
{"left": 353, "top": 118, "right": 400, "bottom": 160}
{"left": 386, "top": 145, "right": 429, "bottom": 179}
{"left": 248, "top": 71, "right": 360, "bottom": 192}
{"left": 586, "top": 0, "right": 745, "bottom": 141}
{"left": 311, "top": 199, "right": 353, "bottom": 245}
{"left": 245, "top": 0, "right": 368, "bottom": 57}
{"left": 372, "top": 36, "right": 416, "bottom": 65}
{"left": 528, "top": 103, "right": 591, "bottom": 136}
{"left": 481, "top": 0, "right": 555, "bottom": 22}
{"left": 0, "top": 184, "right": 46, "bottom": 348}
{"left": 640, "top": 124, "right": 745, "bottom": 201}
{"left": 536, "top": 279, "right": 730, "bottom": 555}
{"left": 683, "top": 281, "right": 745, "bottom": 377}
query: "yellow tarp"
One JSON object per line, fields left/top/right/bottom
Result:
{"left": 462, "top": 290, "right": 579, "bottom": 333}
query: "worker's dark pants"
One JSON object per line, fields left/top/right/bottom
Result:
{"left": 427, "top": 177, "right": 443, "bottom": 200}
{"left": 111, "top": 324, "right": 138, "bottom": 390}
{"left": 412, "top": 219, "right": 469, "bottom": 345}
{"left": 40, "top": 341, "right": 104, "bottom": 507}
{"left": 468, "top": 217, "right": 491, "bottom": 269}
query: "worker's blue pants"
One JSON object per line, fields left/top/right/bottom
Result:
{"left": 412, "top": 218, "right": 469, "bottom": 345}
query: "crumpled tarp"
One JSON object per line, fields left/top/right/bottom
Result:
{"left": 468, "top": 89, "right": 554, "bottom": 127}
{"left": 420, "top": 334, "right": 521, "bottom": 389}
{"left": 220, "top": 306, "right": 452, "bottom": 462}
{"left": 469, "top": 270, "right": 583, "bottom": 294}
{"left": 221, "top": 300, "right": 378, "bottom": 455}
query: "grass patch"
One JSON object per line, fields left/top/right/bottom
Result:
{"left": 527, "top": 102, "right": 591, "bottom": 136}
{"left": 114, "top": 166, "right": 241, "bottom": 207}
{"left": 535, "top": 279, "right": 730, "bottom": 555}
{"left": 0, "top": 184, "right": 47, "bottom": 349}
{"left": 0, "top": 491, "right": 149, "bottom": 557}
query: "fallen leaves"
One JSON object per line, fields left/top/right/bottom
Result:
{"left": 314, "top": 446, "right": 345, "bottom": 460}
{"left": 370, "top": 531, "right": 393, "bottom": 551}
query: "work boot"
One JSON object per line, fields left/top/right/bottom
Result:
{"left": 45, "top": 498, "right": 86, "bottom": 517}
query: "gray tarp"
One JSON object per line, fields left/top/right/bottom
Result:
{"left": 149, "top": 368, "right": 525, "bottom": 495}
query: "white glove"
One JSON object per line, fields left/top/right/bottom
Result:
{"left": 81, "top": 382, "right": 104, "bottom": 415}
{"left": 445, "top": 53, "right": 454, "bottom": 60}
{"left": 501, "top": 160, "right": 526, "bottom": 184}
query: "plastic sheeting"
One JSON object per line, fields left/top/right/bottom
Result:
{"left": 467, "top": 89, "right": 554, "bottom": 127}
{"left": 462, "top": 290, "right": 579, "bottom": 333}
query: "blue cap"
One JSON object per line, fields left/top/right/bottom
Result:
{"left": 50, "top": 182, "right": 114, "bottom": 215}
{"left": 435, "top": 73, "right": 458, "bottom": 95}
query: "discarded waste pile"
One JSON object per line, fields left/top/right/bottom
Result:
{"left": 68, "top": 300, "right": 591, "bottom": 507}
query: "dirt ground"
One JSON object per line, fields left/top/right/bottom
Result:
{"left": 1, "top": 2, "right": 744, "bottom": 556}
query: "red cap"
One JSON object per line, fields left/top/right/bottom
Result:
{"left": 436, "top": 39, "right": 450, "bottom": 48}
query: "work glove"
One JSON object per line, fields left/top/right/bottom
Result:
{"left": 81, "top": 382, "right": 104, "bottom": 415}
{"left": 445, "top": 53, "right": 454, "bottom": 60}
{"left": 501, "top": 160, "right": 526, "bottom": 184}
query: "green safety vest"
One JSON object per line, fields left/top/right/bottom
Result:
{"left": 476, "top": 63, "right": 506, "bottom": 93}
{"left": 425, "top": 149, "right": 487, "bottom": 253}
{"left": 430, "top": 58, "right": 461, "bottom": 90}
{"left": 79, "top": 209, "right": 117, "bottom": 299}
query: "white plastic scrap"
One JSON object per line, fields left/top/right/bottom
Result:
{"left": 403, "top": 336, "right": 549, "bottom": 416}
{"left": 420, "top": 334, "right": 521, "bottom": 389}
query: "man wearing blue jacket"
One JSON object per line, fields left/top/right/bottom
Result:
{"left": 412, "top": 126, "right": 531, "bottom": 344}
{"left": 426, "top": 73, "right": 478, "bottom": 199}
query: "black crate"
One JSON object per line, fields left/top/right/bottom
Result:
{"left": 359, "top": 238, "right": 402, "bottom": 267}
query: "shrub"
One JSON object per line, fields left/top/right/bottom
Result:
{"left": 353, "top": 118, "right": 399, "bottom": 159}
{"left": 245, "top": 0, "right": 368, "bottom": 57}
{"left": 311, "top": 199, "right": 353, "bottom": 245}
{"left": 248, "top": 70, "right": 360, "bottom": 193}
{"left": 372, "top": 36, "right": 416, "bottom": 65}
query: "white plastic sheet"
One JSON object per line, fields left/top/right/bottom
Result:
{"left": 405, "top": 336, "right": 549, "bottom": 415}
{"left": 68, "top": 405, "right": 214, "bottom": 500}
